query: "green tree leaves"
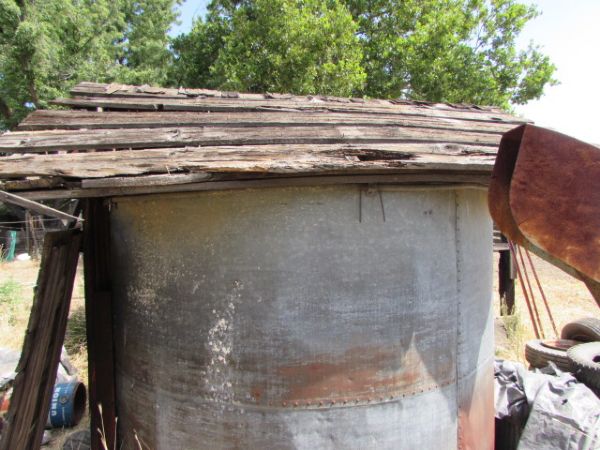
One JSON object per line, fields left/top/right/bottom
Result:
{"left": 345, "top": 0, "right": 556, "bottom": 108}
{"left": 173, "top": 0, "right": 555, "bottom": 108}
{"left": 0, "top": 0, "right": 180, "bottom": 129}
{"left": 211, "top": 0, "right": 366, "bottom": 96}
{"left": 171, "top": 0, "right": 366, "bottom": 96}
{"left": 0, "top": 0, "right": 556, "bottom": 130}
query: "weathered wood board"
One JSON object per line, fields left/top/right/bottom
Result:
{"left": 18, "top": 110, "right": 515, "bottom": 133}
{"left": 0, "top": 81, "right": 528, "bottom": 197}
{"left": 0, "top": 230, "right": 82, "bottom": 450}
{"left": 51, "top": 95, "right": 521, "bottom": 123}
{"left": 0, "top": 125, "right": 502, "bottom": 153}
{"left": 0, "top": 143, "right": 496, "bottom": 178}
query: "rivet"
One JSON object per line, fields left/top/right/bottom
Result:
{"left": 294, "top": 402, "right": 299, "bottom": 407}
{"left": 282, "top": 402, "right": 287, "bottom": 407}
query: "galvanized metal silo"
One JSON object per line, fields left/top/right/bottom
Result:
{"left": 109, "top": 184, "right": 494, "bottom": 449}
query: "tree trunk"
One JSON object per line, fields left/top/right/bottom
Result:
{"left": 0, "top": 97, "right": 12, "bottom": 121}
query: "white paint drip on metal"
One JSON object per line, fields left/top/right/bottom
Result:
{"left": 205, "top": 281, "right": 242, "bottom": 410}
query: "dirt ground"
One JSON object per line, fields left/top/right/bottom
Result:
{"left": 492, "top": 251, "right": 598, "bottom": 362}
{"left": 0, "top": 249, "right": 598, "bottom": 448}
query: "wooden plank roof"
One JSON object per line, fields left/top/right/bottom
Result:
{"left": 0, "top": 81, "right": 529, "bottom": 199}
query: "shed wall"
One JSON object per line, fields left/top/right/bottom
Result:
{"left": 109, "top": 185, "right": 493, "bottom": 449}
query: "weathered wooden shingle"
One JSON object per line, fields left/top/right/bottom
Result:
{"left": 0, "top": 81, "right": 529, "bottom": 198}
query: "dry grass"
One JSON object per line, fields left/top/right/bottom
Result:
{"left": 493, "top": 251, "right": 598, "bottom": 363}
{"left": 0, "top": 258, "right": 87, "bottom": 374}
{"left": 0, "top": 257, "right": 87, "bottom": 449}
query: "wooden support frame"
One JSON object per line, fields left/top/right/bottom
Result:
{"left": 83, "top": 199, "right": 117, "bottom": 450}
{"left": 0, "top": 230, "right": 82, "bottom": 450}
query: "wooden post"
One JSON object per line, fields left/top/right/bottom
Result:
{"left": 83, "top": 198, "right": 117, "bottom": 450}
{"left": 499, "top": 245, "right": 516, "bottom": 315}
{"left": 0, "top": 230, "right": 82, "bottom": 450}
{"left": 25, "top": 210, "right": 31, "bottom": 256}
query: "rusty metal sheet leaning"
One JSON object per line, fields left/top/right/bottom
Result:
{"left": 489, "top": 124, "right": 600, "bottom": 307}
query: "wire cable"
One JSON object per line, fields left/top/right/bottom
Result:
{"left": 509, "top": 241, "right": 542, "bottom": 339}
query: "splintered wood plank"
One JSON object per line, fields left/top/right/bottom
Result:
{"left": 0, "top": 124, "right": 502, "bottom": 153}
{"left": 0, "top": 230, "right": 82, "bottom": 450}
{"left": 51, "top": 95, "right": 523, "bottom": 124}
{"left": 0, "top": 142, "right": 496, "bottom": 178}
{"left": 70, "top": 81, "right": 511, "bottom": 117}
{"left": 17, "top": 109, "right": 516, "bottom": 134}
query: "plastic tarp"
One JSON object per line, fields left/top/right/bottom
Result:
{"left": 495, "top": 359, "right": 600, "bottom": 450}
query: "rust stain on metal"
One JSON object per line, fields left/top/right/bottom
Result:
{"left": 458, "top": 362, "right": 494, "bottom": 450}
{"left": 488, "top": 125, "right": 527, "bottom": 246}
{"left": 250, "top": 387, "right": 263, "bottom": 402}
{"left": 270, "top": 345, "right": 450, "bottom": 404}
{"left": 489, "top": 124, "right": 600, "bottom": 305}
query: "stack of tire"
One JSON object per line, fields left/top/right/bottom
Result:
{"left": 525, "top": 317, "right": 600, "bottom": 394}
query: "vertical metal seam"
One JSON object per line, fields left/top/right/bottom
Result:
{"left": 454, "top": 190, "right": 464, "bottom": 450}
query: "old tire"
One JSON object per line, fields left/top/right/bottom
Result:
{"left": 560, "top": 317, "right": 600, "bottom": 342}
{"left": 524, "top": 339, "right": 577, "bottom": 372}
{"left": 567, "top": 342, "right": 600, "bottom": 391}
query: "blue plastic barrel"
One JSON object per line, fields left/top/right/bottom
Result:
{"left": 47, "top": 382, "right": 86, "bottom": 428}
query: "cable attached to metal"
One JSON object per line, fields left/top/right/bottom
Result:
{"left": 524, "top": 248, "right": 559, "bottom": 338}
{"left": 508, "top": 241, "right": 542, "bottom": 339}
{"left": 516, "top": 244, "right": 546, "bottom": 339}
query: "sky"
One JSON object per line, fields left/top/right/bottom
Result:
{"left": 514, "top": 0, "right": 600, "bottom": 144}
{"left": 171, "top": 0, "right": 600, "bottom": 144}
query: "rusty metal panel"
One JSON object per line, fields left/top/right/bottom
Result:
{"left": 109, "top": 185, "right": 493, "bottom": 449}
{"left": 489, "top": 124, "right": 600, "bottom": 305}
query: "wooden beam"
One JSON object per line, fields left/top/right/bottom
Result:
{"left": 0, "top": 190, "right": 82, "bottom": 222}
{"left": 50, "top": 95, "right": 525, "bottom": 124}
{"left": 67, "top": 81, "right": 524, "bottom": 122}
{"left": 81, "top": 172, "right": 212, "bottom": 189}
{"left": 499, "top": 241, "right": 517, "bottom": 316}
{"left": 0, "top": 124, "right": 502, "bottom": 153}
{"left": 83, "top": 199, "right": 117, "bottom": 450}
{"left": 0, "top": 142, "right": 496, "bottom": 179}
{"left": 17, "top": 110, "right": 516, "bottom": 135}
{"left": 13, "top": 173, "right": 492, "bottom": 200}
{"left": 0, "top": 230, "right": 82, "bottom": 450}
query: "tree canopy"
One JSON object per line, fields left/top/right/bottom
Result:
{"left": 0, "top": 0, "right": 179, "bottom": 129}
{"left": 345, "top": 0, "right": 556, "bottom": 106}
{"left": 171, "top": 0, "right": 366, "bottom": 96}
{"left": 0, "top": 0, "right": 556, "bottom": 130}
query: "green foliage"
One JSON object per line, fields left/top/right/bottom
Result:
{"left": 169, "top": 10, "right": 230, "bottom": 89}
{"left": 171, "top": 0, "right": 366, "bottom": 96}
{"left": 173, "top": 0, "right": 555, "bottom": 107}
{"left": 0, "top": 279, "right": 22, "bottom": 326}
{"left": 0, "top": 0, "right": 181, "bottom": 130}
{"left": 0, "top": 279, "right": 20, "bottom": 304}
{"left": 0, "top": 0, "right": 556, "bottom": 128}
{"left": 117, "top": 0, "right": 181, "bottom": 85}
{"left": 345, "top": 0, "right": 556, "bottom": 107}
